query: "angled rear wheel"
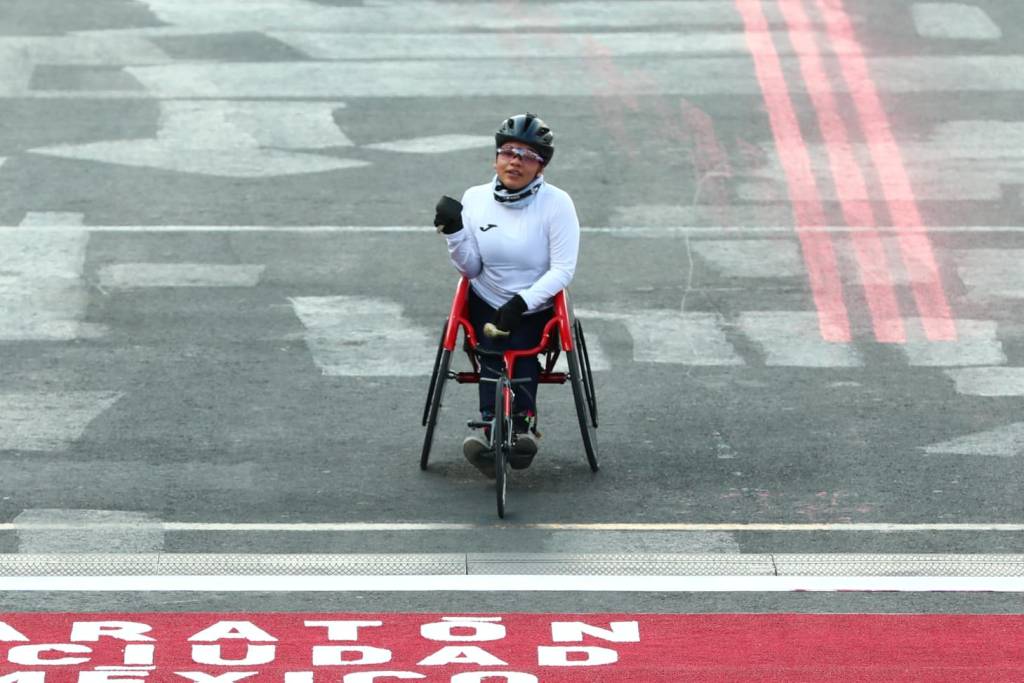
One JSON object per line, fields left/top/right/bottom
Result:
{"left": 574, "top": 319, "right": 598, "bottom": 428}
{"left": 421, "top": 341, "right": 453, "bottom": 471}
{"left": 567, "top": 342, "right": 599, "bottom": 473}
{"left": 422, "top": 319, "right": 448, "bottom": 427}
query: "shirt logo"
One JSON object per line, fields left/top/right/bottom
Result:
{"left": 479, "top": 223, "right": 498, "bottom": 232}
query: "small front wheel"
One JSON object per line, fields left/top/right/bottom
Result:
{"left": 493, "top": 376, "right": 513, "bottom": 518}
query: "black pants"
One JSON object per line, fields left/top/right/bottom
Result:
{"left": 468, "top": 286, "right": 553, "bottom": 418}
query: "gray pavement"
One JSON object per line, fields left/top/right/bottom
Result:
{"left": 1, "top": 0, "right": 1024, "bottom": 618}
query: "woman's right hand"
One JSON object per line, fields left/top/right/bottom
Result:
{"left": 434, "top": 195, "right": 464, "bottom": 235}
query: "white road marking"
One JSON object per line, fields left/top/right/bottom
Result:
{"left": 1, "top": 521, "right": 1023, "bottom": 532}
{"left": 290, "top": 296, "right": 436, "bottom": 376}
{"left": 578, "top": 310, "right": 742, "bottom": 366}
{"left": 945, "top": 367, "right": 1024, "bottom": 397}
{"left": 123, "top": 58, "right": 758, "bottom": 98}
{"left": 133, "top": 1, "right": 747, "bottom": 33}
{"left": 1, "top": 574, "right": 1021, "bottom": 592}
{"left": 739, "top": 312, "right": 861, "bottom": 367}
{"left": 31, "top": 101, "right": 366, "bottom": 178}
{"left": 550, "top": 332, "right": 611, "bottom": 373}
{"left": 268, "top": 31, "right": 856, "bottom": 60}
{"left": 0, "top": 553, "right": 1016, "bottom": 582}
{"left": 0, "top": 391, "right": 123, "bottom": 451}
{"left": 902, "top": 121, "right": 1024, "bottom": 200}
{"left": 609, "top": 204, "right": 796, "bottom": 228}
{"left": 116, "top": 56, "right": 1024, "bottom": 99}
{"left": 924, "top": 423, "right": 1024, "bottom": 457}
{"left": 0, "top": 230, "right": 105, "bottom": 340}
{"left": 900, "top": 319, "right": 1005, "bottom": 367}
{"left": 691, "top": 239, "right": 804, "bottom": 278}
{"left": 363, "top": 134, "right": 493, "bottom": 154}
{"left": 538, "top": 531, "right": 739, "bottom": 555}
{"left": 742, "top": 120, "right": 1024, "bottom": 201}
{"left": 97, "top": 263, "right": 265, "bottom": 289}
{"left": 912, "top": 3, "right": 1002, "bottom": 41}
{"left": 18, "top": 212, "right": 85, "bottom": 227}
{"left": 872, "top": 55, "right": 1024, "bottom": 92}
{"left": 956, "top": 249, "right": 1024, "bottom": 299}
{"left": 14, "top": 509, "right": 163, "bottom": 553}
{"left": 0, "top": 35, "right": 169, "bottom": 96}
{"left": 6, "top": 225, "right": 1024, "bottom": 236}
{"left": 0, "top": 45, "right": 33, "bottom": 96}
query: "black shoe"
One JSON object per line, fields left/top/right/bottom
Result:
{"left": 509, "top": 410, "right": 539, "bottom": 469}
{"left": 509, "top": 432, "right": 539, "bottom": 470}
{"left": 462, "top": 434, "right": 495, "bottom": 479}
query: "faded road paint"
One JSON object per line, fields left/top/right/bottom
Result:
{"left": 290, "top": 296, "right": 436, "bottom": 376}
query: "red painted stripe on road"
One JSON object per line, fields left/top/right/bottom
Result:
{"left": 736, "top": 0, "right": 851, "bottom": 342}
{"left": 812, "top": 0, "right": 956, "bottom": 341}
{"left": 779, "top": 0, "right": 905, "bottom": 343}
{"left": 1, "top": 613, "right": 1022, "bottom": 681}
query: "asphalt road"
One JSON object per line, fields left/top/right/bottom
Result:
{"left": 1, "top": 0, "right": 1023, "bottom": 618}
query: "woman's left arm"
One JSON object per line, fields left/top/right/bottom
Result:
{"left": 518, "top": 193, "right": 580, "bottom": 310}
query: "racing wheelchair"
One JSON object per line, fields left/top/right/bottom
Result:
{"left": 421, "top": 277, "right": 599, "bottom": 517}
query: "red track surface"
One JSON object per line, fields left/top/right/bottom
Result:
{"left": 2, "top": 613, "right": 1022, "bottom": 681}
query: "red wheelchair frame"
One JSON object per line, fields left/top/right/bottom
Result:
{"left": 421, "top": 277, "right": 599, "bottom": 490}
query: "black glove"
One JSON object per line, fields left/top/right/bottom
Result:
{"left": 434, "top": 195, "right": 463, "bottom": 235}
{"left": 493, "top": 295, "right": 528, "bottom": 334}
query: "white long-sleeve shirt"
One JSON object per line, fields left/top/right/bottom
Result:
{"left": 445, "top": 181, "right": 580, "bottom": 312}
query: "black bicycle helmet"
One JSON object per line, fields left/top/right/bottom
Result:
{"left": 495, "top": 112, "right": 554, "bottom": 165}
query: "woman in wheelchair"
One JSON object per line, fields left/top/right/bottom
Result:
{"left": 433, "top": 112, "right": 580, "bottom": 478}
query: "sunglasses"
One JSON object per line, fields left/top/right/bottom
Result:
{"left": 497, "top": 146, "right": 545, "bottom": 164}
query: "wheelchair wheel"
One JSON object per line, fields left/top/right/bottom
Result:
{"left": 567, "top": 342, "right": 599, "bottom": 473}
{"left": 493, "top": 376, "right": 512, "bottom": 518}
{"left": 421, "top": 342, "right": 452, "bottom": 471}
{"left": 574, "top": 319, "right": 598, "bottom": 428}
{"left": 422, "top": 319, "right": 448, "bottom": 427}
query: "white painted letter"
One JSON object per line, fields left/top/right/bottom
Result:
{"left": 8, "top": 644, "right": 91, "bottom": 665}
{"left": 550, "top": 621, "right": 639, "bottom": 643}
{"left": 450, "top": 674, "right": 538, "bottom": 683}
{"left": 191, "top": 645, "right": 276, "bottom": 666}
{"left": 420, "top": 617, "right": 505, "bottom": 642}
{"left": 79, "top": 673, "right": 150, "bottom": 682}
{"left": 343, "top": 673, "right": 426, "bottom": 682}
{"left": 417, "top": 646, "right": 506, "bottom": 667}
{"left": 123, "top": 645, "right": 155, "bottom": 666}
{"left": 305, "top": 620, "right": 383, "bottom": 641}
{"left": 189, "top": 622, "right": 277, "bottom": 642}
{"left": 538, "top": 646, "right": 618, "bottom": 666}
{"left": 176, "top": 673, "right": 258, "bottom": 682}
{"left": 0, "top": 674, "right": 46, "bottom": 683}
{"left": 72, "top": 622, "right": 155, "bottom": 642}
{"left": 0, "top": 622, "right": 30, "bottom": 642}
{"left": 313, "top": 646, "right": 392, "bottom": 666}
